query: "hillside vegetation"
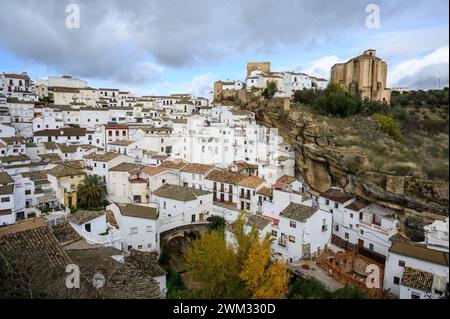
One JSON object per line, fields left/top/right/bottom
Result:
{"left": 290, "top": 87, "right": 449, "bottom": 181}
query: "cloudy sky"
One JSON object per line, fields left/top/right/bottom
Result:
{"left": 0, "top": 0, "right": 448, "bottom": 97}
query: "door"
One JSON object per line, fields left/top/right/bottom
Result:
{"left": 241, "top": 201, "right": 244, "bottom": 210}
{"left": 191, "top": 214, "right": 196, "bottom": 223}
{"left": 220, "top": 193, "right": 225, "bottom": 202}
{"left": 199, "top": 213, "right": 204, "bottom": 221}
{"left": 358, "top": 239, "right": 364, "bottom": 248}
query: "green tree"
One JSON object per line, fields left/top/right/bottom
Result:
{"left": 312, "top": 84, "right": 361, "bottom": 117}
{"left": 332, "top": 285, "right": 368, "bottom": 299}
{"left": 287, "top": 277, "right": 332, "bottom": 299}
{"left": 207, "top": 216, "right": 226, "bottom": 232}
{"left": 77, "top": 174, "right": 107, "bottom": 209}
{"left": 372, "top": 113, "right": 404, "bottom": 142}
{"left": 261, "top": 81, "right": 278, "bottom": 99}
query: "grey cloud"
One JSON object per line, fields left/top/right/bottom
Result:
{"left": 0, "top": 0, "right": 447, "bottom": 85}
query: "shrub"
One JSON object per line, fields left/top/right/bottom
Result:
{"left": 287, "top": 278, "right": 331, "bottom": 299}
{"left": 372, "top": 113, "right": 404, "bottom": 142}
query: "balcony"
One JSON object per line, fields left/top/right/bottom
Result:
{"left": 213, "top": 200, "right": 238, "bottom": 211}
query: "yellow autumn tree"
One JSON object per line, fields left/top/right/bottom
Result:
{"left": 185, "top": 230, "right": 241, "bottom": 298}
{"left": 240, "top": 236, "right": 289, "bottom": 299}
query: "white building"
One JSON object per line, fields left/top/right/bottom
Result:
{"left": 424, "top": 218, "right": 449, "bottom": 252}
{"left": 273, "top": 202, "right": 332, "bottom": 262}
{"left": 0, "top": 172, "right": 15, "bottom": 225}
{"left": 109, "top": 202, "right": 160, "bottom": 253}
{"left": 384, "top": 241, "right": 449, "bottom": 299}
{"left": 152, "top": 183, "right": 213, "bottom": 232}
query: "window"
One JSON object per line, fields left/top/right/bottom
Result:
{"left": 288, "top": 235, "right": 296, "bottom": 243}
{"left": 138, "top": 245, "right": 143, "bottom": 249}
{"left": 350, "top": 213, "right": 353, "bottom": 218}
{"left": 345, "top": 232, "right": 349, "bottom": 239}
{"left": 369, "top": 243, "right": 374, "bottom": 250}
{"left": 272, "top": 230, "right": 277, "bottom": 237}
{"left": 146, "top": 226, "right": 153, "bottom": 232}
{"left": 360, "top": 230, "right": 364, "bottom": 235}
{"left": 334, "top": 203, "right": 338, "bottom": 209}
{"left": 290, "top": 221, "right": 296, "bottom": 228}
{"left": 127, "top": 245, "right": 132, "bottom": 251}
{"left": 393, "top": 276, "right": 400, "bottom": 285}
{"left": 25, "top": 190, "right": 31, "bottom": 195}
{"left": 325, "top": 199, "right": 329, "bottom": 205}
{"left": 335, "top": 225, "right": 339, "bottom": 232}
{"left": 399, "top": 260, "right": 406, "bottom": 267}
{"left": 130, "top": 227, "right": 138, "bottom": 235}
{"left": 148, "top": 243, "right": 152, "bottom": 248}
{"left": 1, "top": 197, "right": 10, "bottom": 203}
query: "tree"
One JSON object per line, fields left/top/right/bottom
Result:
{"left": 312, "top": 84, "right": 361, "bottom": 117}
{"left": 184, "top": 214, "right": 290, "bottom": 299}
{"left": 240, "top": 236, "right": 289, "bottom": 299}
{"left": 184, "top": 230, "right": 241, "bottom": 298}
{"left": 207, "top": 216, "right": 226, "bottom": 232}
{"left": 261, "top": 81, "right": 278, "bottom": 99}
{"left": 332, "top": 285, "right": 368, "bottom": 299}
{"left": 287, "top": 277, "right": 332, "bottom": 299}
{"left": 232, "top": 214, "right": 259, "bottom": 269}
{"left": 77, "top": 174, "right": 107, "bottom": 210}
{"left": 371, "top": 113, "right": 404, "bottom": 142}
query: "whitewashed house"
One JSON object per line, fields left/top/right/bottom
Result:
{"left": 273, "top": 202, "right": 332, "bottom": 263}
{"left": 109, "top": 202, "right": 160, "bottom": 253}
{"left": 83, "top": 152, "right": 135, "bottom": 186}
{"left": 0, "top": 172, "right": 15, "bottom": 225}
{"left": 424, "top": 218, "right": 449, "bottom": 252}
{"left": 152, "top": 184, "right": 213, "bottom": 232}
{"left": 108, "top": 162, "right": 145, "bottom": 204}
{"left": 384, "top": 242, "right": 449, "bottom": 299}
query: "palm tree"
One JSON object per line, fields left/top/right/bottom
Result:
{"left": 77, "top": 174, "right": 107, "bottom": 210}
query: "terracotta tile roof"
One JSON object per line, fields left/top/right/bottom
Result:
{"left": 38, "top": 153, "right": 61, "bottom": 161}
{"left": 233, "top": 161, "right": 258, "bottom": 170}
{"left": 21, "top": 170, "right": 49, "bottom": 181}
{"left": 247, "top": 214, "right": 271, "bottom": 230}
{"left": 43, "top": 142, "right": 57, "bottom": 150}
{"left": 52, "top": 222, "right": 82, "bottom": 244}
{"left": 34, "top": 127, "right": 86, "bottom": 137}
{"left": 108, "top": 140, "right": 136, "bottom": 146}
{"left": 0, "top": 218, "right": 71, "bottom": 267}
{"left": 206, "top": 169, "right": 245, "bottom": 185}
{"left": 320, "top": 189, "right": 354, "bottom": 204}
{"left": 56, "top": 143, "right": 78, "bottom": 153}
{"left": 125, "top": 250, "right": 167, "bottom": 277}
{"left": 68, "top": 210, "right": 105, "bottom": 225}
{"left": 153, "top": 184, "right": 210, "bottom": 202}
{"left": 389, "top": 242, "right": 449, "bottom": 266}
{"left": 141, "top": 166, "right": 167, "bottom": 176}
{"left": 116, "top": 203, "right": 158, "bottom": 220}
{"left": 66, "top": 247, "right": 162, "bottom": 299}
{"left": 345, "top": 200, "right": 370, "bottom": 212}
{"left": 61, "top": 160, "right": 86, "bottom": 170}
{"left": 158, "top": 160, "right": 187, "bottom": 170}
{"left": 0, "top": 154, "right": 30, "bottom": 162}
{"left": 109, "top": 162, "right": 142, "bottom": 173}
{"left": 180, "top": 163, "right": 214, "bottom": 174}
{"left": 47, "top": 164, "right": 85, "bottom": 178}
{"left": 238, "top": 176, "right": 264, "bottom": 188}
{"left": 280, "top": 202, "right": 317, "bottom": 222}
{"left": 0, "top": 172, "right": 13, "bottom": 184}
{"left": 256, "top": 187, "right": 272, "bottom": 197}
{"left": 84, "top": 152, "right": 120, "bottom": 162}
{"left": 277, "top": 175, "right": 297, "bottom": 184}
{"left": 401, "top": 267, "right": 433, "bottom": 292}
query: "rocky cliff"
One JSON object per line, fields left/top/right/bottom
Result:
{"left": 245, "top": 100, "right": 449, "bottom": 241}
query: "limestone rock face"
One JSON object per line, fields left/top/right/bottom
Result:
{"left": 242, "top": 102, "right": 449, "bottom": 240}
